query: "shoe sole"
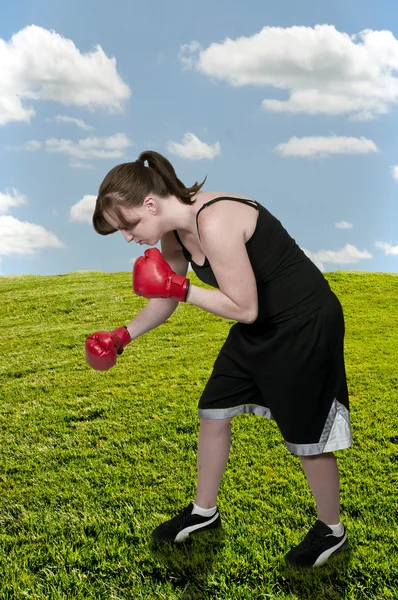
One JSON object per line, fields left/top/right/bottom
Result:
{"left": 152, "top": 511, "right": 221, "bottom": 543}
{"left": 175, "top": 511, "right": 221, "bottom": 542}
{"left": 285, "top": 533, "right": 350, "bottom": 568}
{"left": 313, "top": 535, "right": 349, "bottom": 567}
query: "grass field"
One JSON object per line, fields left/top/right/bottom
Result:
{"left": 0, "top": 270, "right": 397, "bottom": 599}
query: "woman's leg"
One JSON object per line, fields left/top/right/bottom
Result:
{"left": 299, "top": 451, "right": 341, "bottom": 524}
{"left": 195, "top": 418, "right": 232, "bottom": 508}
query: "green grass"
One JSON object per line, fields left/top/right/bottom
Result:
{"left": 0, "top": 270, "right": 397, "bottom": 599}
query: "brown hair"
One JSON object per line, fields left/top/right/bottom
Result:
{"left": 92, "top": 150, "right": 207, "bottom": 235}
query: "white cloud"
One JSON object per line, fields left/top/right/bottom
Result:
{"left": 47, "top": 115, "right": 96, "bottom": 131}
{"left": 25, "top": 140, "right": 42, "bottom": 151}
{"left": 69, "top": 162, "right": 96, "bottom": 170}
{"left": 0, "top": 187, "right": 66, "bottom": 257}
{"left": 302, "top": 243, "right": 372, "bottom": 272}
{"left": 391, "top": 165, "right": 398, "bottom": 181}
{"left": 348, "top": 111, "right": 377, "bottom": 122}
{"left": 179, "top": 41, "right": 203, "bottom": 70}
{"left": 0, "top": 188, "right": 29, "bottom": 215}
{"left": 374, "top": 241, "right": 398, "bottom": 255}
{"left": 180, "top": 25, "right": 398, "bottom": 120}
{"left": 335, "top": 221, "right": 353, "bottom": 229}
{"left": 0, "top": 215, "right": 66, "bottom": 256}
{"left": 25, "top": 133, "right": 133, "bottom": 161}
{"left": 167, "top": 132, "right": 220, "bottom": 160}
{"left": 275, "top": 135, "right": 379, "bottom": 157}
{"left": 0, "top": 24, "right": 131, "bottom": 126}
{"left": 70, "top": 194, "right": 97, "bottom": 223}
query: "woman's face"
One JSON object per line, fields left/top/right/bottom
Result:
{"left": 103, "top": 203, "right": 159, "bottom": 246}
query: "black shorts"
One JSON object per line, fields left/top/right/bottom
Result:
{"left": 198, "top": 292, "right": 353, "bottom": 456}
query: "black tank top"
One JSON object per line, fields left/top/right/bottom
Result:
{"left": 173, "top": 197, "right": 331, "bottom": 328}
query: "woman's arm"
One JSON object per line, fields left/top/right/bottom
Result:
{"left": 186, "top": 284, "right": 256, "bottom": 324}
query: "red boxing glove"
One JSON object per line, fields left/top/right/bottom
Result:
{"left": 85, "top": 326, "right": 131, "bottom": 371}
{"left": 133, "top": 248, "right": 190, "bottom": 302}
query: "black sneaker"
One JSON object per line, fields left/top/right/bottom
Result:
{"left": 152, "top": 502, "right": 222, "bottom": 543}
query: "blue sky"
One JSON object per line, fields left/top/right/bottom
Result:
{"left": 1, "top": 0, "right": 397, "bottom": 277}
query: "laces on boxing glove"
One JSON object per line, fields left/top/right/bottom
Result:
{"left": 117, "top": 326, "right": 131, "bottom": 354}
{"left": 168, "top": 274, "right": 190, "bottom": 302}
{"left": 110, "top": 326, "right": 131, "bottom": 355}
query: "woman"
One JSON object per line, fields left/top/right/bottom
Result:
{"left": 86, "top": 150, "right": 352, "bottom": 568}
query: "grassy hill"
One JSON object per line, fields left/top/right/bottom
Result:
{"left": 0, "top": 270, "right": 397, "bottom": 599}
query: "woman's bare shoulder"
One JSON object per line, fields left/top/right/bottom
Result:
{"left": 202, "top": 191, "right": 255, "bottom": 202}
